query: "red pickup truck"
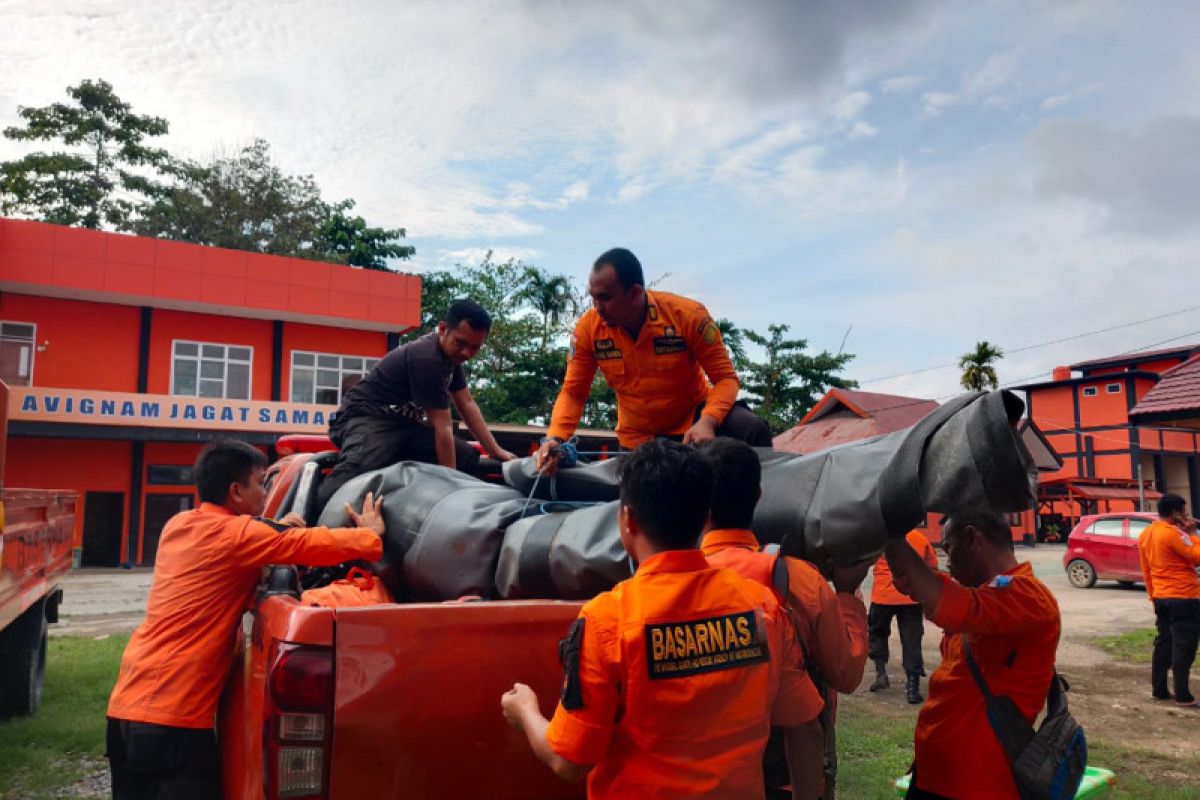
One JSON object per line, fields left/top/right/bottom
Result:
{"left": 0, "top": 381, "right": 78, "bottom": 717}
{"left": 218, "top": 448, "right": 585, "bottom": 799}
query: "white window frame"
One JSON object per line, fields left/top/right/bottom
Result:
{"left": 0, "top": 320, "right": 37, "bottom": 387}
{"left": 1106, "top": 383, "right": 1122, "bottom": 394}
{"left": 1082, "top": 386, "right": 1098, "bottom": 397}
{"left": 170, "top": 339, "right": 254, "bottom": 400}
{"left": 289, "top": 350, "right": 382, "bottom": 406}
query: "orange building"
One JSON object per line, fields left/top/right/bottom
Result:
{"left": 0, "top": 218, "right": 420, "bottom": 567}
{"left": 1012, "top": 346, "right": 1200, "bottom": 533}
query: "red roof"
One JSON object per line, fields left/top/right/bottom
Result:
{"left": 1129, "top": 354, "right": 1200, "bottom": 418}
{"left": 1070, "top": 345, "right": 1200, "bottom": 372}
{"left": 773, "top": 389, "right": 938, "bottom": 454}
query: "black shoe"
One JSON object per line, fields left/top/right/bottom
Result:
{"left": 869, "top": 670, "right": 890, "bottom": 692}
{"left": 1152, "top": 693, "right": 1174, "bottom": 701}
{"left": 906, "top": 674, "right": 923, "bottom": 704}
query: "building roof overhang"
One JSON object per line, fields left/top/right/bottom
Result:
{"left": 0, "top": 218, "right": 420, "bottom": 333}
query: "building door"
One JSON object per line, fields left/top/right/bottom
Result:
{"left": 142, "top": 494, "right": 194, "bottom": 565}
{"left": 81, "top": 492, "right": 124, "bottom": 567}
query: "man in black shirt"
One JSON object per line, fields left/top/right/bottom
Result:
{"left": 317, "top": 299, "right": 516, "bottom": 508}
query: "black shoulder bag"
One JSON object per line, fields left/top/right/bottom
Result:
{"left": 961, "top": 637, "right": 1087, "bottom": 800}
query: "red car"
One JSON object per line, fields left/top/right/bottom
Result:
{"left": 1063, "top": 512, "right": 1156, "bottom": 588}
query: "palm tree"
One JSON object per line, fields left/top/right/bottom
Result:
{"left": 521, "top": 267, "right": 576, "bottom": 349}
{"left": 959, "top": 341, "right": 1004, "bottom": 391}
{"left": 716, "top": 318, "right": 748, "bottom": 369}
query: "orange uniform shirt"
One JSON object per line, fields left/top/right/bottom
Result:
{"left": 547, "top": 291, "right": 739, "bottom": 448}
{"left": 108, "top": 503, "right": 382, "bottom": 729}
{"left": 913, "top": 562, "right": 1060, "bottom": 800}
{"left": 700, "top": 528, "right": 869, "bottom": 694}
{"left": 1139, "top": 519, "right": 1200, "bottom": 600}
{"left": 545, "top": 549, "right": 813, "bottom": 799}
{"left": 872, "top": 530, "right": 939, "bottom": 606}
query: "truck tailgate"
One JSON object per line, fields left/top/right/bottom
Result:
{"left": 330, "top": 600, "right": 586, "bottom": 799}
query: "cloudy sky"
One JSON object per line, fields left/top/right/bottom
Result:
{"left": 3, "top": 0, "right": 1199, "bottom": 399}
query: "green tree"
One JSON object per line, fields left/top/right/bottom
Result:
{"left": 959, "top": 341, "right": 1004, "bottom": 391}
{"left": 405, "top": 255, "right": 579, "bottom": 425}
{"left": 133, "top": 139, "right": 411, "bottom": 269}
{"left": 740, "top": 324, "right": 856, "bottom": 434}
{"left": 715, "top": 317, "right": 748, "bottom": 369}
{"left": 0, "top": 78, "right": 170, "bottom": 229}
{"left": 521, "top": 267, "right": 577, "bottom": 349}
{"left": 318, "top": 200, "right": 415, "bottom": 268}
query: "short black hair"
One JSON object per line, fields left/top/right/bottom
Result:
{"left": 944, "top": 511, "right": 1014, "bottom": 549}
{"left": 618, "top": 439, "right": 713, "bottom": 550}
{"left": 195, "top": 440, "right": 267, "bottom": 504}
{"left": 593, "top": 247, "right": 644, "bottom": 290}
{"left": 1158, "top": 493, "right": 1187, "bottom": 518}
{"left": 444, "top": 298, "right": 492, "bottom": 331}
{"left": 697, "top": 438, "right": 761, "bottom": 530}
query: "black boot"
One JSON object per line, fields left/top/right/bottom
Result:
{"left": 906, "top": 673, "right": 923, "bottom": 704}
{"left": 869, "top": 663, "right": 889, "bottom": 692}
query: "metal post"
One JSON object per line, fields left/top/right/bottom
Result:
{"left": 1136, "top": 459, "right": 1146, "bottom": 512}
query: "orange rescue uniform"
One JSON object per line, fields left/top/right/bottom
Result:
{"left": 108, "top": 503, "right": 382, "bottom": 728}
{"left": 700, "top": 529, "right": 869, "bottom": 694}
{"left": 912, "top": 562, "right": 1060, "bottom": 799}
{"left": 872, "top": 530, "right": 939, "bottom": 606}
{"left": 547, "top": 291, "right": 739, "bottom": 448}
{"left": 545, "top": 549, "right": 816, "bottom": 799}
{"left": 1139, "top": 519, "right": 1200, "bottom": 601}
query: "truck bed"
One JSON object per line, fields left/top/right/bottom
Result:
{"left": 0, "top": 489, "right": 77, "bottom": 632}
{"left": 221, "top": 592, "right": 587, "bottom": 799}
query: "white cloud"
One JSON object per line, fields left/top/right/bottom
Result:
{"left": 848, "top": 121, "right": 878, "bottom": 140}
{"left": 881, "top": 74, "right": 923, "bottom": 94}
{"left": 834, "top": 90, "right": 872, "bottom": 121}
{"left": 1032, "top": 116, "right": 1200, "bottom": 236}
{"left": 920, "top": 91, "right": 958, "bottom": 118}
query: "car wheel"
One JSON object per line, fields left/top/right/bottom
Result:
{"left": 1066, "top": 559, "right": 1097, "bottom": 589}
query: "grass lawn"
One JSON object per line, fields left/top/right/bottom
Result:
{"left": 1093, "top": 627, "right": 1155, "bottom": 664}
{"left": 0, "top": 634, "right": 125, "bottom": 799}
{"left": 837, "top": 692, "right": 1200, "bottom": 799}
{"left": 4, "top": 635, "right": 1200, "bottom": 799}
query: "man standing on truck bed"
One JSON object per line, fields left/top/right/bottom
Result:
{"left": 501, "top": 439, "right": 819, "bottom": 799}
{"left": 697, "top": 437, "right": 869, "bottom": 800}
{"left": 317, "top": 298, "right": 516, "bottom": 509}
{"left": 106, "top": 440, "right": 387, "bottom": 799}
{"left": 534, "top": 247, "right": 770, "bottom": 473}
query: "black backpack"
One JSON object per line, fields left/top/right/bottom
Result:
{"left": 962, "top": 637, "right": 1087, "bottom": 800}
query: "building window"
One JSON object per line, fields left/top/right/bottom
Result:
{"left": 1082, "top": 386, "right": 1098, "bottom": 397}
{"left": 1106, "top": 383, "right": 1121, "bottom": 394}
{"left": 0, "top": 321, "right": 36, "bottom": 387}
{"left": 290, "top": 351, "right": 380, "bottom": 405}
{"left": 147, "top": 465, "right": 196, "bottom": 485}
{"left": 171, "top": 341, "right": 252, "bottom": 399}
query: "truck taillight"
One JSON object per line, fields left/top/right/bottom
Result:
{"left": 265, "top": 641, "right": 333, "bottom": 800}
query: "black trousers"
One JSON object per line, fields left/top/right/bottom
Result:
{"left": 106, "top": 717, "right": 222, "bottom": 800}
{"left": 690, "top": 400, "right": 774, "bottom": 447}
{"left": 1153, "top": 598, "right": 1200, "bottom": 703}
{"left": 318, "top": 415, "right": 482, "bottom": 509}
{"left": 868, "top": 603, "right": 925, "bottom": 677}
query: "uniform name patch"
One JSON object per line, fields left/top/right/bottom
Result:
{"left": 645, "top": 610, "right": 767, "bottom": 680}
{"left": 594, "top": 338, "right": 623, "bottom": 360}
{"left": 653, "top": 336, "right": 687, "bottom": 355}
